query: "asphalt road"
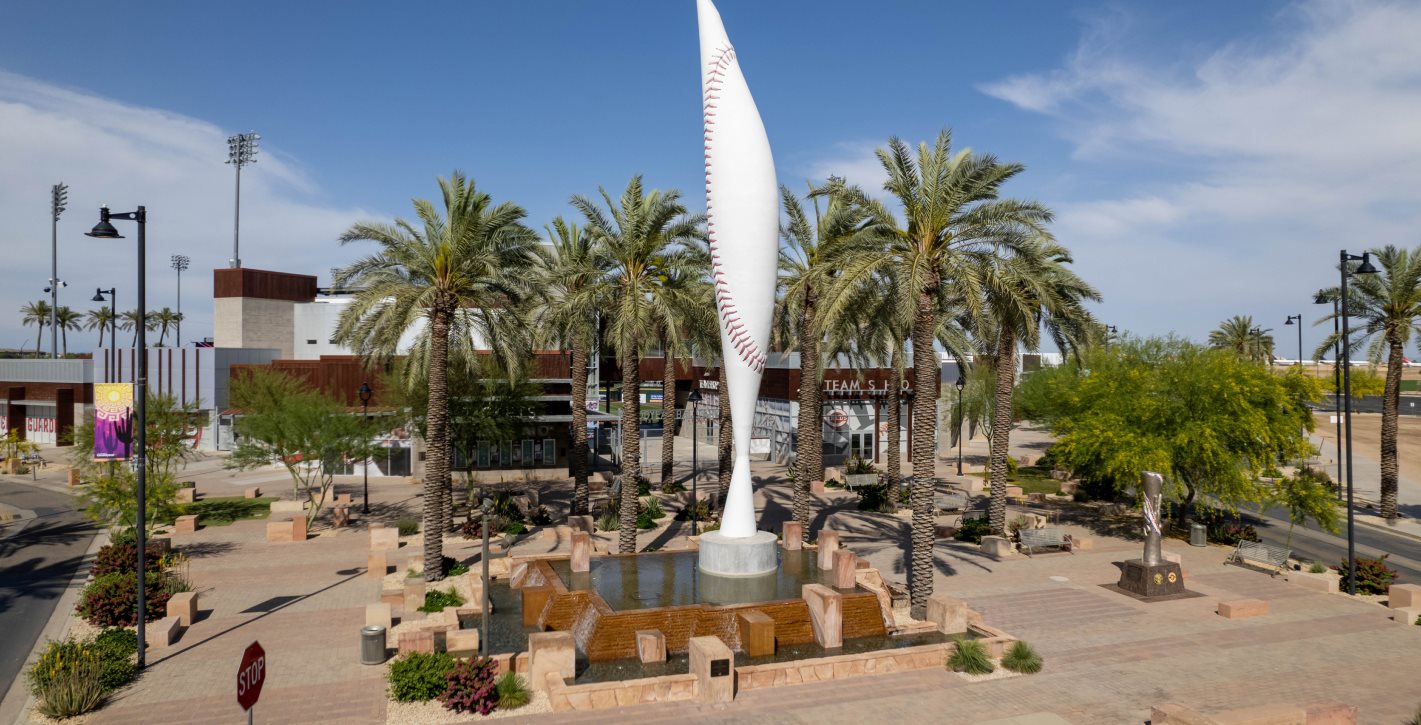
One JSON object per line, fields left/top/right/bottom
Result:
{"left": 0, "top": 479, "right": 97, "bottom": 693}
{"left": 1246, "top": 504, "right": 1421, "bottom": 585}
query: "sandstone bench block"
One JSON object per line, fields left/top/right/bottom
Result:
{"left": 689, "top": 635, "right": 735, "bottom": 704}
{"left": 981, "top": 535, "right": 1013, "bottom": 558}
{"left": 816, "top": 530, "right": 840, "bottom": 570}
{"left": 266, "top": 517, "right": 306, "bottom": 543}
{"left": 167, "top": 591, "right": 198, "bottom": 627}
{"left": 927, "top": 593, "right": 968, "bottom": 635}
{"left": 333, "top": 493, "right": 353, "bottom": 505}
{"left": 331, "top": 505, "right": 350, "bottom": 527}
{"left": 782, "top": 520, "right": 803, "bottom": 550}
{"left": 1217, "top": 598, "right": 1268, "bottom": 619}
{"left": 270, "top": 500, "right": 306, "bottom": 514}
{"left": 1391, "top": 606, "right": 1421, "bottom": 625}
{"left": 174, "top": 515, "right": 198, "bottom": 534}
{"left": 447, "top": 628, "right": 479, "bottom": 655}
{"left": 831, "top": 549, "right": 857, "bottom": 589}
{"left": 370, "top": 527, "right": 399, "bottom": 551}
{"left": 1389, "top": 583, "right": 1421, "bottom": 609}
{"left": 636, "top": 630, "right": 666, "bottom": 664}
{"left": 368, "top": 551, "right": 388, "bottom": 579}
{"left": 366, "top": 603, "right": 392, "bottom": 631}
{"left": 528, "top": 631, "right": 575, "bottom": 691}
{"left": 1286, "top": 570, "right": 1339, "bottom": 594}
{"left": 380, "top": 586, "right": 403, "bottom": 607}
{"left": 404, "top": 579, "right": 426, "bottom": 612}
{"left": 810, "top": 479, "right": 825, "bottom": 494}
{"left": 244, "top": 487, "right": 261, "bottom": 499}
{"left": 175, "top": 487, "right": 196, "bottom": 504}
{"left": 803, "top": 583, "right": 843, "bottom": 649}
{"left": 737, "top": 610, "right": 775, "bottom": 657}
{"left": 398, "top": 630, "right": 433, "bottom": 654}
{"left": 153, "top": 616, "right": 182, "bottom": 647}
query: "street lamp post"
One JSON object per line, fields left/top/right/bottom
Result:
{"left": 85, "top": 205, "right": 149, "bottom": 666}
{"left": 480, "top": 497, "right": 492, "bottom": 656}
{"left": 1315, "top": 292, "right": 1343, "bottom": 499}
{"left": 226, "top": 132, "right": 260, "bottom": 269}
{"left": 688, "top": 389, "right": 702, "bottom": 535}
{"left": 50, "top": 183, "right": 67, "bottom": 359}
{"left": 1338, "top": 250, "right": 1378, "bottom": 596}
{"left": 955, "top": 373, "right": 966, "bottom": 476}
{"left": 170, "top": 255, "right": 189, "bottom": 347}
{"left": 1284, "top": 315, "right": 1303, "bottom": 368}
{"left": 359, "top": 382, "right": 373, "bottom": 514}
{"left": 92, "top": 288, "right": 116, "bottom": 381}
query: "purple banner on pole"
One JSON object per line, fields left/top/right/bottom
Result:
{"left": 94, "top": 383, "right": 135, "bottom": 461}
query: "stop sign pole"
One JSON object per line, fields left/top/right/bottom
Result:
{"left": 237, "top": 641, "right": 266, "bottom": 723}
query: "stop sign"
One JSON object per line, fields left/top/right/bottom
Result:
{"left": 237, "top": 641, "right": 266, "bottom": 711}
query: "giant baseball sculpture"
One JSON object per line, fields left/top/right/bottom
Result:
{"left": 696, "top": 0, "right": 780, "bottom": 576}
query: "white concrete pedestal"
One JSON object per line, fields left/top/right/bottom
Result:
{"left": 698, "top": 530, "right": 777, "bottom": 577}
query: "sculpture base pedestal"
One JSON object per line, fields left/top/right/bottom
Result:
{"left": 698, "top": 530, "right": 777, "bottom": 577}
{"left": 1117, "top": 559, "right": 1185, "bottom": 598}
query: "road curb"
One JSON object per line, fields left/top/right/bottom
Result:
{"left": 1353, "top": 516, "right": 1421, "bottom": 544}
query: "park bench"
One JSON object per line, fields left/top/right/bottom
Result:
{"left": 1017, "top": 527, "right": 1072, "bottom": 556}
{"left": 843, "top": 473, "right": 879, "bottom": 491}
{"left": 1226, "top": 540, "right": 1291, "bottom": 575}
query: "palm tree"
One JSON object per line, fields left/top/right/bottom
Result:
{"left": 775, "top": 179, "right": 878, "bottom": 538}
{"left": 54, "top": 306, "right": 82, "bottom": 356}
{"left": 85, "top": 307, "right": 115, "bottom": 348}
{"left": 333, "top": 171, "right": 540, "bottom": 581}
{"left": 1314, "top": 244, "right": 1421, "bottom": 520}
{"left": 823, "top": 129, "right": 1051, "bottom": 616}
{"left": 20, "top": 301, "right": 51, "bottom": 357}
{"left": 654, "top": 254, "right": 715, "bottom": 488}
{"left": 572, "top": 176, "right": 704, "bottom": 553}
{"left": 978, "top": 236, "right": 1100, "bottom": 534}
{"left": 153, "top": 307, "right": 182, "bottom": 347}
{"left": 119, "top": 309, "right": 158, "bottom": 347}
{"left": 1209, "top": 315, "right": 1274, "bottom": 363}
{"left": 533, "top": 218, "right": 607, "bottom": 515}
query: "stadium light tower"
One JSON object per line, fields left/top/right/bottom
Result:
{"left": 170, "top": 254, "right": 190, "bottom": 347}
{"left": 226, "top": 132, "right": 260, "bottom": 268}
{"left": 50, "top": 183, "right": 68, "bottom": 358}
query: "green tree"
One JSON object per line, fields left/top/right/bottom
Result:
{"left": 1269, "top": 468, "right": 1340, "bottom": 550}
{"left": 20, "top": 300, "right": 52, "bottom": 358}
{"left": 153, "top": 308, "right": 182, "bottom": 347}
{"left": 68, "top": 393, "right": 199, "bottom": 535}
{"left": 85, "top": 307, "right": 115, "bottom": 349}
{"left": 823, "top": 129, "right": 1051, "bottom": 615}
{"left": 227, "top": 369, "right": 377, "bottom": 526}
{"left": 53, "top": 306, "right": 82, "bottom": 356}
{"left": 118, "top": 309, "right": 158, "bottom": 348}
{"left": 1313, "top": 245, "right": 1421, "bottom": 520}
{"left": 333, "top": 171, "right": 540, "bottom": 580}
{"left": 1020, "top": 337, "right": 1319, "bottom": 521}
{"left": 572, "top": 176, "right": 704, "bottom": 553}
{"left": 1208, "top": 315, "right": 1274, "bottom": 363}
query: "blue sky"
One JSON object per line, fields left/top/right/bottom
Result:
{"left": 3, "top": 0, "right": 1418, "bottom": 358}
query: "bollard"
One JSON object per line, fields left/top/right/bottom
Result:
{"left": 361, "top": 625, "right": 387, "bottom": 665}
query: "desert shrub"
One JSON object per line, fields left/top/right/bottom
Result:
{"left": 387, "top": 651, "right": 456, "bottom": 702}
{"left": 1336, "top": 555, "right": 1397, "bottom": 595}
{"left": 396, "top": 519, "right": 420, "bottom": 536}
{"left": 91, "top": 628, "right": 139, "bottom": 692}
{"left": 494, "top": 671, "right": 531, "bottom": 710}
{"left": 488, "top": 492, "right": 526, "bottom": 523}
{"left": 503, "top": 521, "right": 528, "bottom": 535}
{"left": 947, "top": 639, "right": 994, "bottom": 675}
{"left": 636, "top": 511, "right": 657, "bottom": 529}
{"left": 596, "top": 510, "right": 619, "bottom": 532}
{"left": 1005, "top": 455, "right": 1019, "bottom": 478}
{"left": 1308, "top": 561, "right": 1328, "bottom": 574}
{"left": 641, "top": 497, "right": 665, "bottom": 520}
{"left": 28, "top": 639, "right": 93, "bottom": 695}
{"left": 79, "top": 572, "right": 172, "bottom": 627}
{"left": 34, "top": 655, "right": 106, "bottom": 719}
{"left": 1001, "top": 640, "right": 1042, "bottom": 674}
{"left": 441, "top": 556, "right": 469, "bottom": 577}
{"left": 845, "top": 456, "right": 876, "bottom": 475}
{"left": 659, "top": 478, "right": 686, "bottom": 494}
{"left": 896, "top": 482, "right": 911, "bottom": 506}
{"left": 675, "top": 499, "right": 712, "bottom": 522}
{"left": 438, "top": 657, "right": 499, "bottom": 714}
{"left": 856, "top": 483, "right": 896, "bottom": 513}
{"left": 825, "top": 478, "right": 844, "bottom": 489}
{"left": 419, "top": 588, "right": 465, "bottom": 613}
{"left": 700, "top": 520, "right": 721, "bottom": 533}
{"left": 528, "top": 506, "right": 553, "bottom": 526}
{"left": 1007, "top": 516, "right": 1033, "bottom": 541}
{"left": 953, "top": 518, "right": 992, "bottom": 544}
{"left": 91, "top": 541, "right": 165, "bottom": 578}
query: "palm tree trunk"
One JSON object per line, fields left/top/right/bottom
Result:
{"left": 717, "top": 365, "right": 732, "bottom": 510}
{"left": 97, "top": 323, "right": 105, "bottom": 349}
{"left": 61, "top": 326, "right": 68, "bottom": 356}
{"left": 908, "top": 288, "right": 938, "bottom": 617}
{"left": 571, "top": 333, "right": 590, "bottom": 515}
{"left": 1381, "top": 336, "right": 1403, "bottom": 519}
{"left": 34, "top": 325, "right": 43, "bottom": 358}
{"left": 887, "top": 347, "right": 902, "bottom": 481}
{"left": 423, "top": 306, "right": 451, "bottom": 582}
{"left": 988, "top": 329, "right": 1017, "bottom": 535}
{"left": 660, "top": 331, "right": 676, "bottom": 486}
{"left": 619, "top": 349, "right": 641, "bottom": 553}
{"left": 793, "top": 287, "right": 818, "bottom": 540}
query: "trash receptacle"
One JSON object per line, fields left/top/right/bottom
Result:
{"left": 1190, "top": 523, "right": 1207, "bottom": 547}
{"left": 361, "top": 625, "right": 387, "bottom": 665}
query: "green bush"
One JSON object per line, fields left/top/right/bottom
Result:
{"left": 675, "top": 499, "right": 712, "bottom": 522}
{"left": 387, "top": 651, "right": 456, "bottom": 702}
{"left": 438, "top": 657, "right": 499, "bottom": 715}
{"left": 636, "top": 477, "right": 652, "bottom": 497}
{"left": 641, "top": 497, "right": 665, "bottom": 520}
{"left": 636, "top": 511, "right": 657, "bottom": 529}
{"left": 953, "top": 518, "right": 992, "bottom": 544}
{"left": 856, "top": 483, "right": 896, "bottom": 513}
{"left": 419, "top": 588, "right": 465, "bottom": 613}
{"left": 596, "top": 511, "right": 619, "bottom": 532}
{"left": 947, "top": 639, "right": 994, "bottom": 675}
{"left": 1001, "top": 640, "right": 1042, "bottom": 674}
{"left": 1308, "top": 561, "right": 1328, "bottom": 574}
{"left": 441, "top": 556, "right": 469, "bottom": 577}
{"left": 495, "top": 671, "right": 531, "bottom": 709}
{"left": 845, "top": 456, "right": 876, "bottom": 475}
{"left": 528, "top": 506, "right": 553, "bottom": 526}
{"left": 79, "top": 572, "right": 173, "bottom": 627}
{"left": 396, "top": 519, "right": 420, "bottom": 536}
{"left": 503, "top": 521, "right": 528, "bottom": 535}
{"left": 34, "top": 655, "right": 106, "bottom": 719}
{"left": 1005, "top": 455, "right": 1019, "bottom": 478}
{"left": 91, "top": 541, "right": 165, "bottom": 578}
{"left": 181, "top": 497, "right": 273, "bottom": 525}
{"left": 92, "top": 628, "right": 139, "bottom": 692}
{"left": 1337, "top": 555, "right": 1397, "bottom": 595}
{"left": 659, "top": 479, "right": 686, "bottom": 494}
{"left": 28, "top": 639, "right": 93, "bottom": 696}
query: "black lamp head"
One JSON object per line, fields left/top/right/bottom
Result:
{"left": 1355, "top": 253, "right": 1379, "bottom": 275}
{"left": 1285, "top": 316, "right": 1295, "bottom": 325}
{"left": 688, "top": 389, "right": 702, "bottom": 404}
{"left": 85, "top": 207, "right": 123, "bottom": 239}
{"left": 92, "top": 289, "right": 106, "bottom": 302}
{"left": 955, "top": 373, "right": 967, "bottom": 390}
{"left": 358, "top": 382, "right": 373, "bottom": 403}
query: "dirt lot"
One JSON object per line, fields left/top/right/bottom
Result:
{"left": 1312, "top": 410, "right": 1421, "bottom": 480}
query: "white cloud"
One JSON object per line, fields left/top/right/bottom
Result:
{"left": 801, "top": 141, "right": 888, "bottom": 194}
{"left": 0, "top": 71, "right": 377, "bottom": 351}
{"left": 979, "top": 1, "right": 1421, "bottom": 342}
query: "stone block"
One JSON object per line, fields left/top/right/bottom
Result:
{"left": 831, "top": 549, "right": 857, "bottom": 589}
{"left": 636, "top": 630, "right": 666, "bottom": 663}
{"left": 522, "top": 585, "right": 553, "bottom": 626}
{"left": 244, "top": 486, "right": 261, "bottom": 499}
{"left": 737, "top": 610, "right": 775, "bottom": 657}
{"left": 153, "top": 616, "right": 182, "bottom": 647}
{"left": 1071, "top": 536, "right": 1094, "bottom": 551}
{"left": 1285, "top": 570, "right": 1339, "bottom": 594}
{"left": 380, "top": 587, "right": 403, "bottom": 607}
{"left": 1217, "top": 598, "right": 1268, "bottom": 619}
{"left": 782, "top": 521, "right": 803, "bottom": 550}
{"left": 270, "top": 500, "right": 306, "bottom": 514}
{"left": 176, "top": 487, "right": 196, "bottom": 504}
{"left": 292, "top": 516, "right": 306, "bottom": 541}
{"left": 528, "top": 631, "right": 575, "bottom": 691}
{"left": 167, "top": 591, "right": 198, "bottom": 627}
{"left": 331, "top": 505, "right": 350, "bottom": 527}
{"left": 368, "top": 552, "right": 388, "bottom": 579}
{"left": 174, "top": 515, "right": 198, "bottom": 534}
{"left": 491, "top": 652, "right": 514, "bottom": 676}
{"left": 1026, "top": 492, "right": 1047, "bottom": 504}
{"left": 447, "top": 628, "right": 479, "bottom": 655}
{"left": 1005, "top": 485, "right": 1025, "bottom": 499}
{"left": 926, "top": 594, "right": 968, "bottom": 635}
{"left": 1391, "top": 606, "right": 1421, "bottom": 625}
{"left": 334, "top": 493, "right": 353, "bottom": 505}
{"left": 366, "top": 603, "right": 392, "bottom": 631}
{"left": 802, "top": 583, "right": 843, "bottom": 649}
{"left": 571, "top": 531, "right": 591, "bottom": 573}
{"left": 370, "top": 527, "right": 399, "bottom": 551}
{"left": 824, "top": 467, "right": 842, "bottom": 483}
{"left": 569, "top": 515, "right": 595, "bottom": 534}
{"left": 810, "top": 479, "right": 825, "bottom": 494}
{"left": 1389, "top": 583, "right": 1421, "bottom": 609}
{"left": 688, "top": 635, "right": 735, "bottom": 704}
{"left": 961, "top": 477, "right": 987, "bottom": 494}
{"left": 816, "top": 530, "right": 840, "bottom": 570}
{"left": 404, "top": 579, "right": 426, "bottom": 612}
{"left": 398, "top": 630, "right": 434, "bottom": 654}
{"left": 980, "top": 535, "right": 1013, "bottom": 558}
{"left": 266, "top": 518, "right": 303, "bottom": 543}
{"left": 67, "top": 469, "right": 81, "bottom": 486}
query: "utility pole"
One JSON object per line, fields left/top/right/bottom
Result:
{"left": 170, "top": 255, "right": 189, "bottom": 347}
